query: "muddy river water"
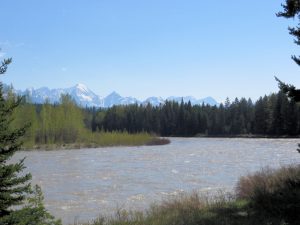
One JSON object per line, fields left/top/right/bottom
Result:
{"left": 12, "top": 138, "right": 300, "bottom": 224}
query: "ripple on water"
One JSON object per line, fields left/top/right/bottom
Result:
{"left": 161, "top": 189, "right": 184, "bottom": 196}
{"left": 171, "top": 169, "right": 179, "bottom": 174}
{"left": 11, "top": 137, "right": 300, "bottom": 224}
{"left": 128, "top": 194, "right": 145, "bottom": 201}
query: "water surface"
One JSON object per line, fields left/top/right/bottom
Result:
{"left": 12, "top": 138, "right": 300, "bottom": 224}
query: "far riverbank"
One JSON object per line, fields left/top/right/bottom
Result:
{"left": 22, "top": 136, "right": 170, "bottom": 151}
{"left": 194, "top": 133, "right": 300, "bottom": 139}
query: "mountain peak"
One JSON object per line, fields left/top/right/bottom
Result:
{"left": 74, "top": 83, "right": 89, "bottom": 92}
{"left": 8, "top": 83, "right": 218, "bottom": 108}
{"left": 143, "top": 96, "right": 165, "bottom": 106}
{"left": 107, "top": 91, "right": 121, "bottom": 97}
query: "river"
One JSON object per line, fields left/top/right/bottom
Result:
{"left": 12, "top": 138, "right": 300, "bottom": 224}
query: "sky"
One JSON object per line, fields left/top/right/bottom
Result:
{"left": 0, "top": 0, "right": 299, "bottom": 102}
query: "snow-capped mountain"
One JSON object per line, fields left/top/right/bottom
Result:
{"left": 22, "top": 87, "right": 65, "bottom": 104}
{"left": 198, "top": 97, "right": 219, "bottom": 106}
{"left": 66, "top": 84, "right": 103, "bottom": 107}
{"left": 104, "top": 91, "right": 140, "bottom": 107}
{"left": 143, "top": 97, "right": 165, "bottom": 106}
{"left": 16, "top": 84, "right": 103, "bottom": 107}
{"left": 4, "top": 83, "right": 218, "bottom": 108}
{"left": 167, "top": 96, "right": 198, "bottom": 104}
{"left": 167, "top": 96, "right": 218, "bottom": 106}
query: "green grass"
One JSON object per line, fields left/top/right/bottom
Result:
{"left": 25, "top": 131, "right": 170, "bottom": 150}
{"left": 81, "top": 131, "right": 160, "bottom": 147}
{"left": 76, "top": 164, "right": 300, "bottom": 225}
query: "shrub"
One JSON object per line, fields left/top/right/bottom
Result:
{"left": 80, "top": 192, "right": 251, "bottom": 225}
{"left": 236, "top": 165, "right": 300, "bottom": 224}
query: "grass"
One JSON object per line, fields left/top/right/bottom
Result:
{"left": 77, "top": 193, "right": 250, "bottom": 225}
{"left": 236, "top": 164, "right": 300, "bottom": 224}
{"left": 81, "top": 131, "right": 154, "bottom": 147}
{"left": 81, "top": 131, "right": 171, "bottom": 147}
{"left": 75, "top": 164, "right": 300, "bottom": 225}
{"left": 25, "top": 131, "right": 170, "bottom": 150}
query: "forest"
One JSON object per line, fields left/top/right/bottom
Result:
{"left": 6, "top": 91, "right": 156, "bottom": 148}
{"left": 87, "top": 91, "right": 300, "bottom": 137}
{"left": 8, "top": 87, "right": 300, "bottom": 148}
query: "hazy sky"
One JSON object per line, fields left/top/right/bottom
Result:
{"left": 0, "top": 0, "right": 299, "bottom": 102}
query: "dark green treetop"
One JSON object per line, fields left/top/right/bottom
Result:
{"left": 275, "top": 77, "right": 300, "bottom": 102}
{"left": 277, "top": 0, "right": 300, "bottom": 65}
{"left": 276, "top": 1, "right": 300, "bottom": 102}
{"left": 278, "top": 0, "right": 300, "bottom": 153}
{"left": 0, "top": 58, "right": 31, "bottom": 217}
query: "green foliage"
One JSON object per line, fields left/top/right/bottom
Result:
{"left": 10, "top": 103, "right": 38, "bottom": 148}
{"left": 35, "top": 94, "right": 85, "bottom": 145}
{"left": 8, "top": 96, "right": 165, "bottom": 149}
{"left": 277, "top": 0, "right": 300, "bottom": 66}
{"left": 0, "top": 57, "right": 31, "bottom": 217}
{"left": 275, "top": 77, "right": 300, "bottom": 103}
{"left": 87, "top": 92, "right": 300, "bottom": 137}
{"left": 80, "top": 130, "right": 155, "bottom": 147}
{"left": 8, "top": 90, "right": 300, "bottom": 147}
{"left": 1, "top": 185, "right": 61, "bottom": 225}
{"left": 276, "top": 2, "right": 300, "bottom": 101}
{"left": 0, "top": 58, "right": 60, "bottom": 224}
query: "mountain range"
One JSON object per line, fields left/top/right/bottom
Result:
{"left": 3, "top": 83, "right": 218, "bottom": 108}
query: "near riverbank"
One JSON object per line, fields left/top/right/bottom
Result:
{"left": 79, "top": 165, "right": 300, "bottom": 225}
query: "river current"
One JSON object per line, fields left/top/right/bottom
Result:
{"left": 12, "top": 138, "right": 300, "bottom": 224}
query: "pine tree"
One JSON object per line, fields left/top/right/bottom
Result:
{"left": 277, "top": 0, "right": 300, "bottom": 66}
{"left": 0, "top": 57, "right": 31, "bottom": 217}
{"left": 0, "top": 58, "right": 60, "bottom": 224}
{"left": 276, "top": 1, "right": 300, "bottom": 100}
{"left": 254, "top": 97, "right": 269, "bottom": 134}
{"left": 275, "top": 77, "right": 300, "bottom": 102}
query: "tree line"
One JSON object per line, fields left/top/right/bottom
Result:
{"left": 86, "top": 91, "right": 300, "bottom": 137}
{"left": 8, "top": 92, "right": 155, "bottom": 148}
{"left": 9, "top": 93, "right": 86, "bottom": 147}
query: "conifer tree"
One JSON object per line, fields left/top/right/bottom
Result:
{"left": 0, "top": 57, "right": 60, "bottom": 224}
{"left": 0, "top": 57, "right": 31, "bottom": 217}
{"left": 278, "top": 1, "right": 300, "bottom": 154}
{"left": 276, "top": 0, "right": 300, "bottom": 101}
{"left": 277, "top": 0, "right": 300, "bottom": 65}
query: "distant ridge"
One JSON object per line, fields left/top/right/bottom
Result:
{"left": 3, "top": 83, "right": 219, "bottom": 107}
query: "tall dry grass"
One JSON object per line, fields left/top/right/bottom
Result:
{"left": 236, "top": 164, "right": 300, "bottom": 224}
{"left": 76, "top": 165, "right": 300, "bottom": 225}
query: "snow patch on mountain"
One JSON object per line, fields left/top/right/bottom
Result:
{"left": 4, "top": 83, "right": 218, "bottom": 108}
{"left": 143, "top": 97, "right": 165, "bottom": 106}
{"left": 167, "top": 96, "right": 218, "bottom": 106}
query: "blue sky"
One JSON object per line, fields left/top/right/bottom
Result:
{"left": 0, "top": 0, "right": 299, "bottom": 102}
